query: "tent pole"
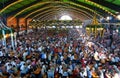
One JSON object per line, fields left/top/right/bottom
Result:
{"left": 2, "top": 29, "right": 6, "bottom": 48}
{"left": 10, "top": 30, "right": 15, "bottom": 52}
{"left": 14, "top": 32, "right": 17, "bottom": 48}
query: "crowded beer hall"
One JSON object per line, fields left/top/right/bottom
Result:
{"left": 0, "top": 0, "right": 120, "bottom": 78}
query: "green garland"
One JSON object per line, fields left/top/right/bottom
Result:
{"left": 0, "top": 28, "right": 15, "bottom": 35}
{"left": 0, "top": 28, "right": 15, "bottom": 39}
{"left": 86, "top": 25, "right": 103, "bottom": 28}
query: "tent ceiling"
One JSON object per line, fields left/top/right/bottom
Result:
{"left": 0, "top": 0, "right": 120, "bottom": 21}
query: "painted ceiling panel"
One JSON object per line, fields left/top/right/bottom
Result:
{"left": 0, "top": 0, "right": 120, "bottom": 20}
{"left": 19, "top": 3, "right": 50, "bottom": 16}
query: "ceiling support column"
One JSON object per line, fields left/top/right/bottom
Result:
{"left": 25, "top": 18, "right": 27, "bottom": 34}
{"left": 16, "top": 17, "right": 19, "bottom": 37}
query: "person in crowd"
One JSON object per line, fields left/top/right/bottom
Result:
{"left": 0, "top": 28, "right": 119, "bottom": 78}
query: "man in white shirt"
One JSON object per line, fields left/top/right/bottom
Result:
{"left": 94, "top": 51, "right": 100, "bottom": 63}
{"left": 23, "top": 51, "right": 28, "bottom": 60}
{"left": 70, "top": 55, "right": 74, "bottom": 61}
{"left": 0, "top": 50, "right": 3, "bottom": 57}
{"left": 59, "top": 65, "right": 63, "bottom": 76}
{"left": 20, "top": 63, "right": 28, "bottom": 77}
{"left": 5, "top": 62, "right": 12, "bottom": 73}
{"left": 60, "top": 55, "right": 64, "bottom": 61}
{"left": 38, "top": 46, "right": 42, "bottom": 52}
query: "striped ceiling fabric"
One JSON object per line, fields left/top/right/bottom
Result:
{"left": 0, "top": 0, "right": 120, "bottom": 21}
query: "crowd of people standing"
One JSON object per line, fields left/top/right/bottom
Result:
{"left": 0, "top": 28, "right": 120, "bottom": 78}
